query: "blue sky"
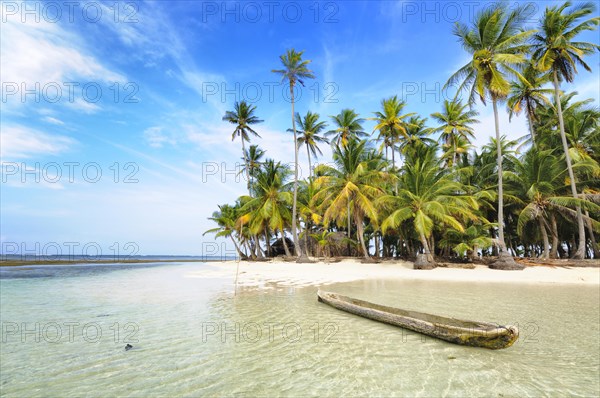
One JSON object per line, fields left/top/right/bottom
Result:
{"left": 1, "top": 1, "right": 599, "bottom": 256}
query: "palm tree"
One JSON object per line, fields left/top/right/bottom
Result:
{"left": 445, "top": 3, "right": 535, "bottom": 268}
{"left": 531, "top": 1, "right": 599, "bottom": 258}
{"left": 326, "top": 109, "right": 367, "bottom": 148}
{"left": 506, "top": 63, "right": 553, "bottom": 146}
{"left": 370, "top": 96, "right": 416, "bottom": 169}
{"left": 509, "top": 148, "right": 600, "bottom": 258}
{"left": 535, "top": 92, "right": 599, "bottom": 160}
{"left": 204, "top": 204, "right": 246, "bottom": 259}
{"left": 242, "top": 144, "right": 265, "bottom": 192}
{"left": 239, "top": 159, "right": 293, "bottom": 257}
{"left": 313, "top": 139, "right": 385, "bottom": 259}
{"left": 431, "top": 99, "right": 479, "bottom": 168}
{"left": 272, "top": 49, "right": 315, "bottom": 257}
{"left": 397, "top": 115, "right": 436, "bottom": 159}
{"left": 379, "top": 146, "right": 478, "bottom": 265}
{"left": 223, "top": 101, "right": 263, "bottom": 193}
{"left": 293, "top": 111, "right": 329, "bottom": 179}
{"left": 440, "top": 223, "right": 494, "bottom": 261}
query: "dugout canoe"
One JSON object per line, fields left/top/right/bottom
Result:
{"left": 317, "top": 290, "right": 518, "bottom": 349}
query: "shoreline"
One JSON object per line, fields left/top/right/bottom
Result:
{"left": 0, "top": 258, "right": 227, "bottom": 267}
{"left": 2, "top": 258, "right": 598, "bottom": 287}
{"left": 190, "top": 259, "right": 600, "bottom": 287}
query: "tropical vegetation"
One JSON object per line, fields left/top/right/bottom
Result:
{"left": 206, "top": 2, "right": 600, "bottom": 265}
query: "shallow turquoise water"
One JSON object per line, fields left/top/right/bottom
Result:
{"left": 1, "top": 263, "right": 598, "bottom": 397}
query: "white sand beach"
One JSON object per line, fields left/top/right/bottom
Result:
{"left": 187, "top": 259, "right": 600, "bottom": 288}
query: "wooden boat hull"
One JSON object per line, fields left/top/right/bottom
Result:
{"left": 317, "top": 290, "right": 518, "bottom": 350}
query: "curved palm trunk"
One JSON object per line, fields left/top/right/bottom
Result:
{"left": 552, "top": 71, "right": 586, "bottom": 259}
{"left": 306, "top": 143, "right": 312, "bottom": 179}
{"left": 290, "top": 85, "right": 301, "bottom": 257}
{"left": 240, "top": 137, "right": 251, "bottom": 194}
{"left": 584, "top": 210, "right": 599, "bottom": 259}
{"left": 280, "top": 229, "right": 291, "bottom": 257}
{"left": 230, "top": 235, "right": 245, "bottom": 259}
{"left": 492, "top": 98, "right": 508, "bottom": 252}
{"left": 419, "top": 232, "right": 433, "bottom": 263}
{"left": 526, "top": 105, "right": 537, "bottom": 147}
{"left": 355, "top": 215, "right": 370, "bottom": 259}
{"left": 538, "top": 217, "right": 550, "bottom": 259}
{"left": 550, "top": 213, "right": 559, "bottom": 259}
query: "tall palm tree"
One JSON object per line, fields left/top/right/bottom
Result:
{"left": 370, "top": 96, "right": 416, "bottom": 169}
{"left": 313, "top": 139, "right": 385, "bottom": 259}
{"left": 223, "top": 101, "right": 263, "bottom": 193}
{"left": 242, "top": 144, "right": 265, "bottom": 193}
{"left": 446, "top": 3, "right": 535, "bottom": 268}
{"left": 431, "top": 99, "right": 479, "bottom": 168}
{"left": 379, "top": 146, "right": 478, "bottom": 265}
{"left": 532, "top": 1, "right": 599, "bottom": 259}
{"left": 506, "top": 63, "right": 553, "bottom": 146}
{"left": 272, "top": 49, "right": 315, "bottom": 257}
{"left": 293, "top": 111, "right": 329, "bottom": 179}
{"left": 326, "top": 109, "right": 367, "bottom": 148}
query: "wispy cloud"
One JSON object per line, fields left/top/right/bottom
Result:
{"left": 1, "top": 6, "right": 125, "bottom": 114}
{"left": 42, "top": 116, "right": 65, "bottom": 126}
{"left": 0, "top": 125, "right": 76, "bottom": 159}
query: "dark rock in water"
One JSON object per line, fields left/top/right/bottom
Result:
{"left": 489, "top": 251, "right": 524, "bottom": 270}
{"left": 414, "top": 253, "right": 436, "bottom": 270}
{"left": 125, "top": 344, "right": 133, "bottom": 351}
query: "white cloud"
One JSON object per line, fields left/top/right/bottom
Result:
{"left": 42, "top": 116, "right": 65, "bottom": 125}
{"left": 0, "top": 8, "right": 125, "bottom": 113}
{"left": 65, "top": 98, "right": 101, "bottom": 114}
{"left": 0, "top": 125, "right": 76, "bottom": 159}
{"left": 144, "top": 126, "right": 176, "bottom": 148}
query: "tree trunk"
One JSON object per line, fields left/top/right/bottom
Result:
{"left": 306, "top": 143, "right": 312, "bottom": 180}
{"left": 281, "top": 229, "right": 291, "bottom": 257}
{"left": 241, "top": 137, "right": 251, "bottom": 194}
{"left": 265, "top": 227, "right": 271, "bottom": 257}
{"left": 489, "top": 98, "right": 522, "bottom": 270}
{"left": 419, "top": 232, "right": 433, "bottom": 263}
{"left": 254, "top": 235, "right": 264, "bottom": 258}
{"left": 553, "top": 70, "right": 586, "bottom": 259}
{"left": 304, "top": 219, "right": 311, "bottom": 257}
{"left": 230, "top": 236, "right": 245, "bottom": 259}
{"left": 355, "top": 215, "right": 370, "bottom": 259}
{"left": 584, "top": 209, "right": 599, "bottom": 259}
{"left": 550, "top": 213, "right": 559, "bottom": 259}
{"left": 538, "top": 217, "right": 550, "bottom": 259}
{"left": 492, "top": 98, "right": 508, "bottom": 252}
{"left": 526, "top": 107, "right": 536, "bottom": 147}
{"left": 290, "top": 84, "right": 301, "bottom": 257}
{"left": 347, "top": 203, "right": 351, "bottom": 238}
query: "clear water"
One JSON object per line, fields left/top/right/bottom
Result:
{"left": 1, "top": 263, "right": 598, "bottom": 397}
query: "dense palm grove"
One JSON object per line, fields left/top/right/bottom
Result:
{"left": 206, "top": 2, "right": 600, "bottom": 266}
